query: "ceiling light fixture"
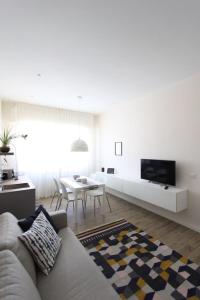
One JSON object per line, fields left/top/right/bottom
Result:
{"left": 70, "top": 96, "right": 88, "bottom": 152}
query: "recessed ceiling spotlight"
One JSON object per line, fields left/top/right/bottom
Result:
{"left": 77, "top": 96, "right": 82, "bottom": 99}
{"left": 37, "top": 73, "right": 41, "bottom": 77}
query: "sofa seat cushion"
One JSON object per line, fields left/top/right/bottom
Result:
{"left": 0, "top": 250, "right": 41, "bottom": 300}
{"left": 0, "top": 212, "right": 37, "bottom": 284}
{"left": 37, "top": 227, "right": 118, "bottom": 300}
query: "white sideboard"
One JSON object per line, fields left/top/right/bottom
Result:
{"left": 92, "top": 172, "right": 188, "bottom": 213}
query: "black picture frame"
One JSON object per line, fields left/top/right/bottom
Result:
{"left": 115, "top": 142, "right": 122, "bottom": 156}
{"left": 107, "top": 168, "right": 115, "bottom": 174}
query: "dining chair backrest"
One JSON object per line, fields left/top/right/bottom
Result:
{"left": 60, "top": 181, "right": 69, "bottom": 200}
{"left": 53, "top": 178, "right": 60, "bottom": 194}
{"left": 86, "top": 185, "right": 99, "bottom": 191}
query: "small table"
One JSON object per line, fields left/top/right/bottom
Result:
{"left": 60, "top": 177, "right": 106, "bottom": 223}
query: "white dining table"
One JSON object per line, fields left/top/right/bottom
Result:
{"left": 60, "top": 177, "right": 106, "bottom": 223}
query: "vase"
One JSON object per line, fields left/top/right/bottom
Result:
{"left": 0, "top": 145, "right": 10, "bottom": 153}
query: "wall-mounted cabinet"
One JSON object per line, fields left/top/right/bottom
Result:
{"left": 92, "top": 172, "right": 188, "bottom": 213}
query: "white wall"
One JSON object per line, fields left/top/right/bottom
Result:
{"left": 0, "top": 100, "right": 2, "bottom": 129}
{"left": 97, "top": 73, "right": 200, "bottom": 232}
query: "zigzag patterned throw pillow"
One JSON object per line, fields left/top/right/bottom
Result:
{"left": 19, "top": 211, "right": 62, "bottom": 275}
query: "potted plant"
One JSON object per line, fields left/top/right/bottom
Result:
{"left": 0, "top": 128, "right": 28, "bottom": 153}
{"left": 0, "top": 128, "right": 13, "bottom": 153}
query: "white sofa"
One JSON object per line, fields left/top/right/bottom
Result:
{"left": 0, "top": 211, "right": 118, "bottom": 300}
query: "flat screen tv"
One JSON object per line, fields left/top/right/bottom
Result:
{"left": 141, "top": 159, "right": 176, "bottom": 186}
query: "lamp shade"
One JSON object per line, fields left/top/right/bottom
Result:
{"left": 71, "top": 138, "right": 88, "bottom": 152}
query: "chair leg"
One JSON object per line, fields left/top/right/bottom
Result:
{"left": 84, "top": 196, "right": 87, "bottom": 210}
{"left": 50, "top": 191, "right": 57, "bottom": 207}
{"left": 55, "top": 195, "right": 60, "bottom": 210}
{"left": 81, "top": 199, "right": 84, "bottom": 211}
{"left": 82, "top": 200, "right": 86, "bottom": 218}
{"left": 106, "top": 194, "right": 112, "bottom": 212}
{"left": 58, "top": 196, "right": 63, "bottom": 210}
{"left": 94, "top": 197, "right": 96, "bottom": 216}
{"left": 83, "top": 192, "right": 87, "bottom": 211}
{"left": 98, "top": 196, "right": 101, "bottom": 207}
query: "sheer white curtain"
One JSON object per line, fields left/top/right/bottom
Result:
{"left": 2, "top": 101, "right": 95, "bottom": 198}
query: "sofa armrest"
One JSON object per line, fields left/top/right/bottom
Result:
{"left": 49, "top": 210, "right": 67, "bottom": 230}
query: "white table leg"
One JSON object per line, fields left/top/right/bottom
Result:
{"left": 74, "top": 190, "right": 78, "bottom": 224}
{"left": 102, "top": 185, "right": 106, "bottom": 219}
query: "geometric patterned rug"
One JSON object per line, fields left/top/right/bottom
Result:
{"left": 77, "top": 219, "right": 200, "bottom": 300}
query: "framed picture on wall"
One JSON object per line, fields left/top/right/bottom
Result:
{"left": 115, "top": 142, "right": 122, "bottom": 156}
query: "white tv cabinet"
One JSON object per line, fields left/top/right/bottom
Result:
{"left": 92, "top": 172, "right": 188, "bottom": 213}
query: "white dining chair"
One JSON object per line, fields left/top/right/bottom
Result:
{"left": 50, "top": 178, "right": 72, "bottom": 210}
{"left": 59, "top": 181, "right": 85, "bottom": 216}
{"left": 85, "top": 187, "right": 112, "bottom": 216}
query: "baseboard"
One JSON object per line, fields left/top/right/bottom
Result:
{"left": 107, "top": 188, "right": 200, "bottom": 234}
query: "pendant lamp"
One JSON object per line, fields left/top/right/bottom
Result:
{"left": 71, "top": 96, "right": 89, "bottom": 152}
{"left": 71, "top": 138, "right": 88, "bottom": 152}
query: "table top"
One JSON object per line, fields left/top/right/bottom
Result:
{"left": 0, "top": 176, "right": 35, "bottom": 193}
{"left": 60, "top": 176, "right": 105, "bottom": 190}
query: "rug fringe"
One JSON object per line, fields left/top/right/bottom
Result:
{"left": 76, "top": 218, "right": 127, "bottom": 239}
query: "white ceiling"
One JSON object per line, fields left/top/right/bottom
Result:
{"left": 0, "top": 0, "right": 200, "bottom": 114}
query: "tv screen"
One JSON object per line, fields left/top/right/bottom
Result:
{"left": 141, "top": 159, "right": 176, "bottom": 186}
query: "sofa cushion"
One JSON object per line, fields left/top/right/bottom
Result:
{"left": 37, "top": 227, "right": 118, "bottom": 300}
{"left": 19, "top": 211, "right": 62, "bottom": 275}
{"left": 0, "top": 212, "right": 37, "bottom": 284}
{"left": 0, "top": 250, "right": 41, "bottom": 300}
{"left": 49, "top": 210, "right": 67, "bottom": 230}
{"left": 18, "top": 205, "right": 58, "bottom": 233}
